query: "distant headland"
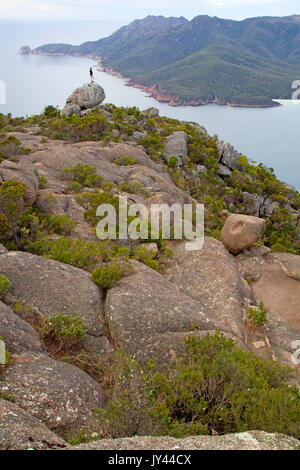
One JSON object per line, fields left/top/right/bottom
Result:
{"left": 30, "top": 14, "right": 300, "bottom": 108}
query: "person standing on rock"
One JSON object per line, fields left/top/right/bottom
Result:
{"left": 89, "top": 67, "right": 94, "bottom": 83}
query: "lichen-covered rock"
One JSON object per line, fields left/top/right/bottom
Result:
{"left": 0, "top": 398, "right": 69, "bottom": 450}
{"left": 132, "top": 131, "right": 147, "bottom": 141}
{"left": 143, "top": 107, "right": 159, "bottom": 117}
{"left": 64, "top": 82, "right": 105, "bottom": 110}
{"left": 164, "top": 131, "right": 187, "bottom": 165}
{"left": 73, "top": 431, "right": 300, "bottom": 450}
{"left": 241, "top": 192, "right": 281, "bottom": 218}
{"left": 0, "top": 301, "right": 44, "bottom": 358}
{"left": 236, "top": 245, "right": 271, "bottom": 281}
{"left": 0, "top": 251, "right": 106, "bottom": 351}
{"left": 0, "top": 356, "right": 107, "bottom": 436}
{"left": 217, "top": 163, "right": 232, "bottom": 177}
{"left": 221, "top": 213, "right": 266, "bottom": 254}
{"left": 266, "top": 315, "right": 300, "bottom": 376}
{"left": 62, "top": 104, "right": 81, "bottom": 117}
{"left": 106, "top": 260, "right": 219, "bottom": 366}
{"left": 0, "top": 160, "right": 39, "bottom": 205}
{"left": 166, "top": 238, "right": 256, "bottom": 340}
{"left": 217, "top": 140, "right": 243, "bottom": 171}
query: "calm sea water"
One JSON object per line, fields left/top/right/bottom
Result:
{"left": 0, "top": 19, "right": 299, "bottom": 190}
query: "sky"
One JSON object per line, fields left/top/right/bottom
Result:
{"left": 0, "top": 0, "right": 299, "bottom": 22}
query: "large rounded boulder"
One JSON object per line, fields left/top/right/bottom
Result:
{"left": 221, "top": 213, "right": 266, "bottom": 254}
{"left": 63, "top": 82, "right": 105, "bottom": 112}
{"left": 0, "top": 356, "right": 107, "bottom": 437}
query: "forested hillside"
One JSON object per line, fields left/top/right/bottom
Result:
{"left": 33, "top": 15, "right": 300, "bottom": 106}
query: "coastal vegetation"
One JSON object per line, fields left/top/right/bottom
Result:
{"left": 0, "top": 100, "right": 300, "bottom": 449}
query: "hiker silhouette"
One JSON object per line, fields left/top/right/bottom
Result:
{"left": 90, "top": 67, "right": 94, "bottom": 82}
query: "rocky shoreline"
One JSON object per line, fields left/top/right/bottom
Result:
{"left": 30, "top": 50, "right": 280, "bottom": 108}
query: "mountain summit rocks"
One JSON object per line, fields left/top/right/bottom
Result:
{"left": 62, "top": 82, "right": 105, "bottom": 116}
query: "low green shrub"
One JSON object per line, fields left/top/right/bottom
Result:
{"left": 68, "top": 181, "right": 83, "bottom": 191}
{"left": 0, "top": 180, "right": 26, "bottom": 237}
{"left": 63, "top": 163, "right": 102, "bottom": 188}
{"left": 132, "top": 245, "right": 159, "bottom": 271}
{"left": 0, "top": 213, "right": 11, "bottom": 239}
{"left": 81, "top": 189, "right": 120, "bottom": 227}
{"left": 44, "top": 113, "right": 108, "bottom": 142}
{"left": 27, "top": 236, "right": 129, "bottom": 270}
{"left": 0, "top": 391, "right": 13, "bottom": 401}
{"left": 43, "top": 313, "right": 87, "bottom": 340}
{"left": 92, "top": 262, "right": 124, "bottom": 289}
{"left": 34, "top": 170, "right": 48, "bottom": 189}
{"left": 69, "top": 430, "right": 98, "bottom": 446}
{"left": 113, "top": 155, "right": 138, "bottom": 166}
{"left": 44, "top": 214, "right": 76, "bottom": 235}
{"left": 0, "top": 274, "right": 11, "bottom": 298}
{"left": 95, "top": 332, "right": 300, "bottom": 439}
{"left": 168, "top": 156, "right": 178, "bottom": 168}
{"left": 41, "top": 313, "right": 87, "bottom": 352}
{"left": 247, "top": 302, "right": 268, "bottom": 326}
{"left": 118, "top": 180, "right": 149, "bottom": 198}
{"left": 0, "top": 136, "right": 31, "bottom": 162}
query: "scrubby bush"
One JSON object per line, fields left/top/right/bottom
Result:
{"left": 67, "top": 181, "right": 82, "bottom": 191}
{"left": 27, "top": 236, "right": 129, "bottom": 271}
{"left": 81, "top": 189, "right": 119, "bottom": 227}
{"left": 0, "top": 213, "right": 11, "bottom": 239}
{"left": 41, "top": 113, "right": 108, "bottom": 142}
{"left": 34, "top": 170, "right": 48, "bottom": 189}
{"left": 44, "top": 214, "right": 76, "bottom": 235}
{"left": 0, "top": 274, "right": 11, "bottom": 299}
{"left": 41, "top": 313, "right": 87, "bottom": 352}
{"left": 113, "top": 156, "right": 138, "bottom": 166}
{"left": 92, "top": 262, "right": 124, "bottom": 289}
{"left": 167, "top": 156, "right": 178, "bottom": 168}
{"left": 118, "top": 180, "right": 149, "bottom": 198}
{"left": 0, "top": 136, "right": 31, "bottom": 162}
{"left": 264, "top": 207, "right": 300, "bottom": 254}
{"left": 132, "top": 245, "right": 160, "bottom": 271}
{"left": 95, "top": 332, "right": 300, "bottom": 439}
{"left": 247, "top": 302, "right": 268, "bottom": 326}
{"left": 63, "top": 163, "right": 102, "bottom": 188}
{"left": 94, "top": 351, "right": 169, "bottom": 438}
{"left": 43, "top": 105, "right": 60, "bottom": 118}
{"left": 0, "top": 180, "right": 26, "bottom": 237}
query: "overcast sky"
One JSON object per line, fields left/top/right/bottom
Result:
{"left": 0, "top": 0, "right": 299, "bottom": 22}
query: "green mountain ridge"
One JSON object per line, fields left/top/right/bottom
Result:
{"left": 33, "top": 14, "right": 300, "bottom": 106}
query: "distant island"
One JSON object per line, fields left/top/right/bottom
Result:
{"left": 18, "top": 45, "right": 31, "bottom": 54}
{"left": 32, "top": 14, "right": 300, "bottom": 107}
